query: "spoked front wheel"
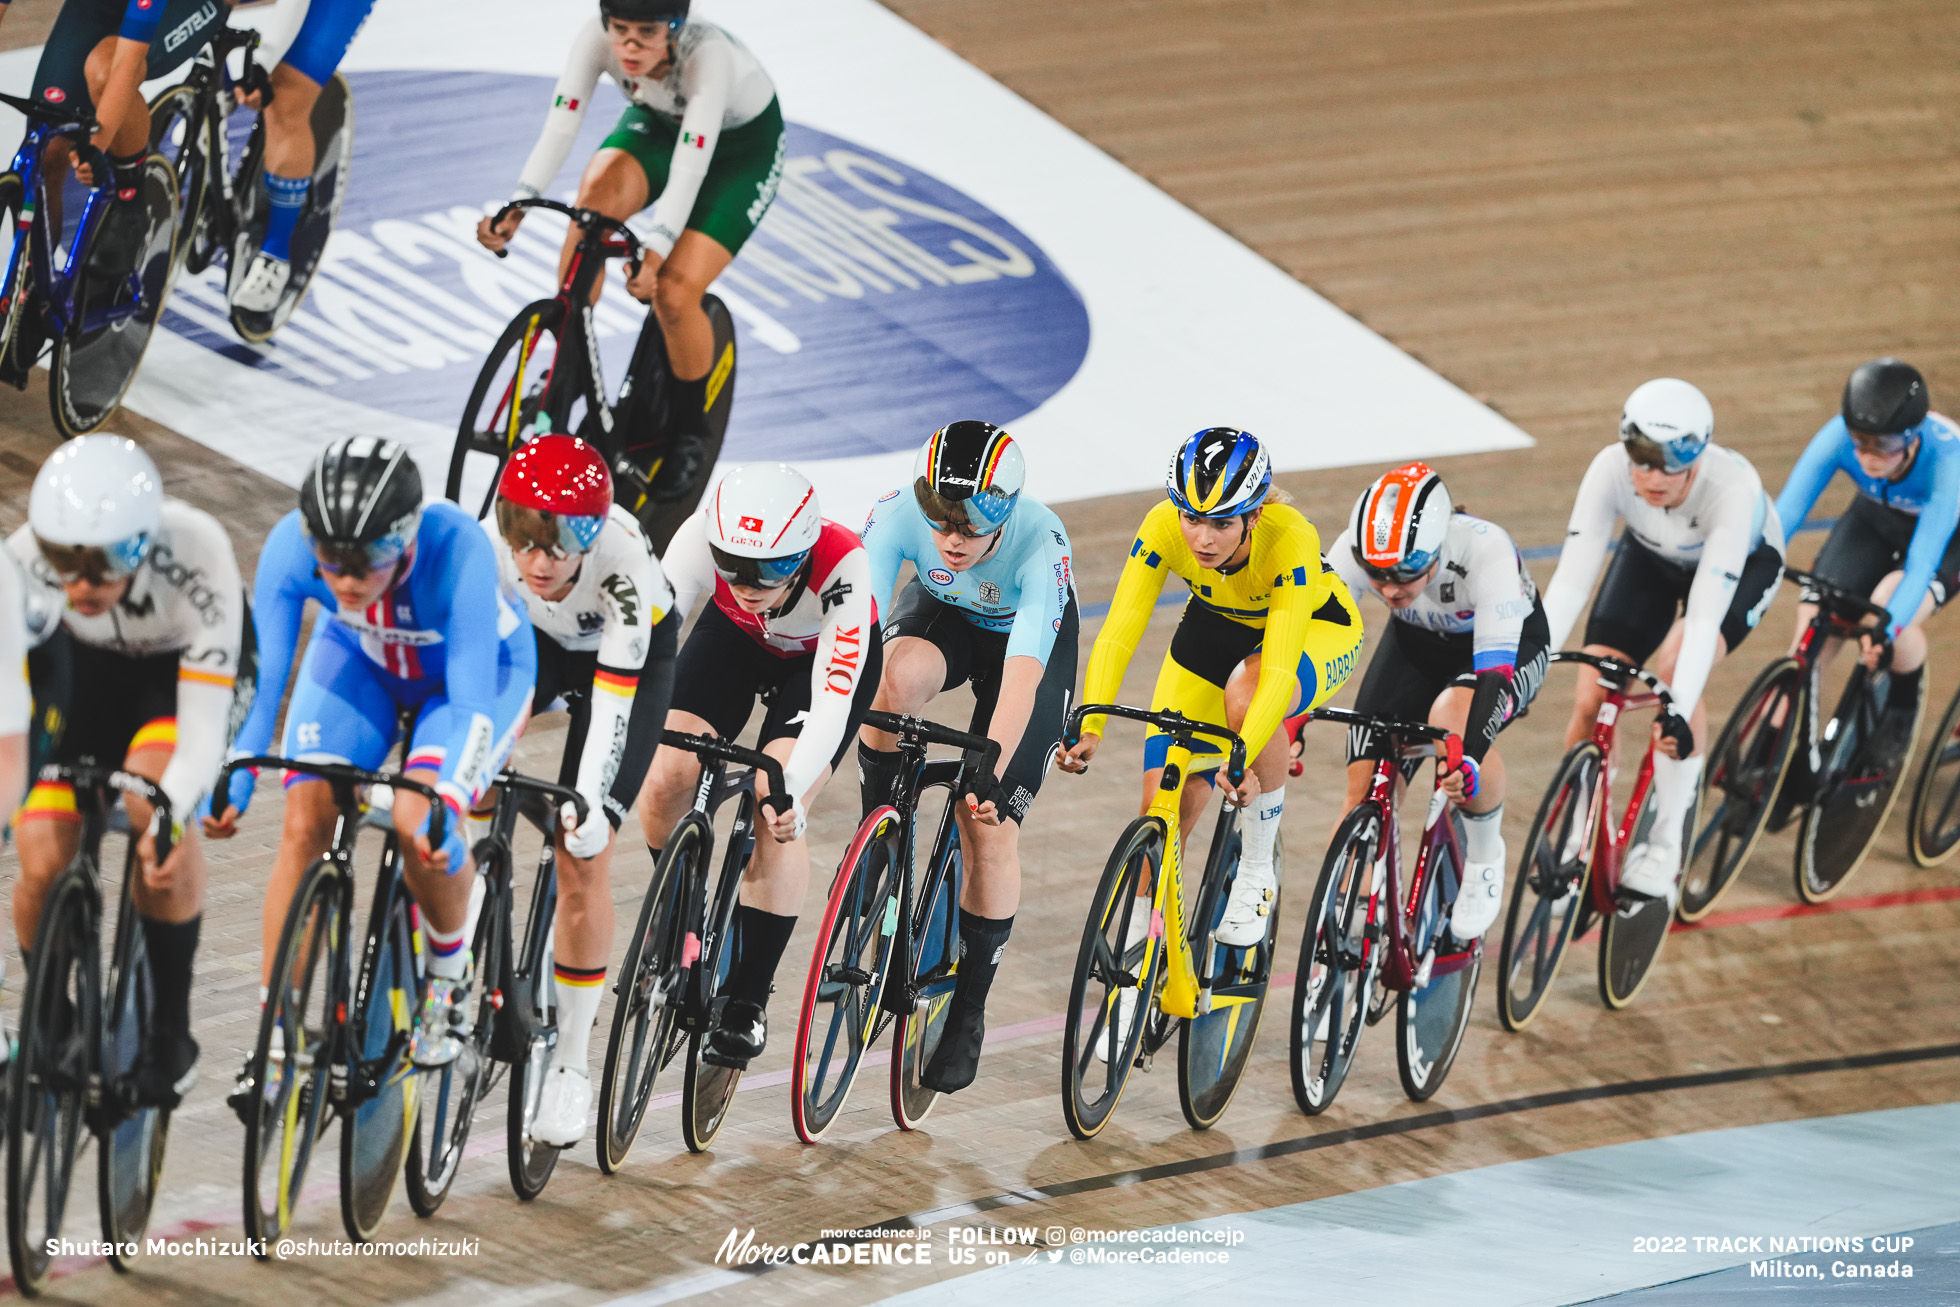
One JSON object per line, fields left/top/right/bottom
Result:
{"left": 680, "top": 849, "right": 747, "bottom": 1155}
{"left": 1498, "top": 742, "right": 1601, "bottom": 1031}
{"left": 1910, "top": 680, "right": 1960, "bottom": 867}
{"left": 1178, "top": 825, "right": 1279, "bottom": 1131}
{"left": 506, "top": 849, "right": 561, "bottom": 1201}
{"left": 893, "top": 781, "right": 962, "bottom": 1132}
{"left": 1796, "top": 670, "right": 1922, "bottom": 904}
{"left": 1060, "top": 817, "right": 1165, "bottom": 1140}
{"left": 98, "top": 877, "right": 168, "bottom": 1262}
{"left": 405, "top": 869, "right": 502, "bottom": 1216}
{"left": 1291, "top": 805, "right": 1380, "bottom": 1115}
{"left": 1397, "top": 815, "right": 1481, "bottom": 1102}
{"left": 598, "top": 821, "right": 699, "bottom": 1171}
{"left": 1679, "top": 659, "right": 1802, "bottom": 921}
{"left": 790, "top": 810, "right": 898, "bottom": 1143}
{"left": 449, "top": 298, "right": 574, "bottom": 520}
{"left": 6, "top": 872, "right": 97, "bottom": 1296}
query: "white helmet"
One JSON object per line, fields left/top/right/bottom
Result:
{"left": 1349, "top": 462, "right": 1452, "bottom": 583}
{"left": 1620, "top": 378, "right": 1713, "bottom": 473}
{"left": 705, "top": 462, "right": 821, "bottom": 588}
{"left": 29, "top": 435, "right": 162, "bottom": 582}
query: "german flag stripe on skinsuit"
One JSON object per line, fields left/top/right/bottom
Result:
{"left": 130, "top": 718, "right": 177, "bottom": 751}
{"left": 19, "top": 781, "right": 78, "bottom": 823}
{"left": 594, "top": 666, "right": 638, "bottom": 698}
{"left": 180, "top": 667, "right": 235, "bottom": 689}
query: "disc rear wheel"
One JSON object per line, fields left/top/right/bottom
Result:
{"left": 1178, "top": 825, "right": 1279, "bottom": 1130}
{"left": 1679, "top": 659, "right": 1801, "bottom": 921}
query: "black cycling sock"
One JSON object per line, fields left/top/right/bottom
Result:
{"left": 1891, "top": 665, "right": 1924, "bottom": 708}
{"left": 108, "top": 151, "right": 145, "bottom": 198}
{"left": 726, "top": 905, "right": 796, "bottom": 1008}
{"left": 668, "top": 372, "right": 710, "bottom": 435}
{"left": 858, "top": 742, "right": 904, "bottom": 822}
{"left": 949, "top": 912, "right": 1014, "bottom": 1020}
{"left": 140, "top": 914, "right": 201, "bottom": 1033}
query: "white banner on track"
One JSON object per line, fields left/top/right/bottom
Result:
{"left": 1, "top": 0, "right": 1529, "bottom": 523}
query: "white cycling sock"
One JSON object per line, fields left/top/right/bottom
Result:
{"left": 1649, "top": 753, "right": 1704, "bottom": 844}
{"left": 1462, "top": 802, "right": 1505, "bottom": 864}
{"left": 464, "top": 871, "right": 487, "bottom": 949}
{"left": 1242, "top": 786, "right": 1285, "bottom": 869}
{"left": 425, "top": 920, "right": 468, "bottom": 980}
{"left": 464, "top": 811, "right": 493, "bottom": 853}
{"left": 552, "top": 965, "right": 606, "bottom": 1072}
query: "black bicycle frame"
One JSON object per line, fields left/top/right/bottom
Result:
{"left": 475, "top": 770, "right": 588, "bottom": 1056}
{"left": 1784, "top": 566, "right": 1896, "bottom": 791}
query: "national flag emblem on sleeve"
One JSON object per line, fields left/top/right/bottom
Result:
{"left": 554, "top": 95, "right": 580, "bottom": 110}
{"left": 739, "top": 515, "right": 764, "bottom": 531}
{"left": 682, "top": 131, "right": 707, "bottom": 149}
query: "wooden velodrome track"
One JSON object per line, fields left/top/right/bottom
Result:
{"left": 1, "top": 0, "right": 1958, "bottom": 1301}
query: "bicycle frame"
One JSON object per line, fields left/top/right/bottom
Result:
{"left": 0, "top": 96, "right": 135, "bottom": 342}
{"left": 1783, "top": 566, "right": 1895, "bottom": 784}
{"left": 1548, "top": 653, "right": 1672, "bottom": 913}
{"left": 170, "top": 28, "right": 262, "bottom": 256}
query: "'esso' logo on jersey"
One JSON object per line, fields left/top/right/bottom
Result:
{"left": 927, "top": 568, "right": 955, "bottom": 586}
{"left": 156, "top": 71, "right": 1090, "bottom": 468}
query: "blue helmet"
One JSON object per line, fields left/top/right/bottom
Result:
{"left": 1166, "top": 427, "right": 1271, "bottom": 519}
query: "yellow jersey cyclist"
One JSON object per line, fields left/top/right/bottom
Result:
{"left": 1330, "top": 462, "right": 1549, "bottom": 940}
{"left": 1062, "top": 427, "right": 1364, "bottom": 948}
{"left": 857, "top": 421, "right": 1077, "bottom": 1094}
{"left": 476, "top": 0, "right": 784, "bottom": 499}
{"left": 11, "top": 437, "right": 254, "bottom": 1106}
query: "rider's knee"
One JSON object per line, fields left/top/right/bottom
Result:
{"left": 651, "top": 265, "right": 700, "bottom": 323}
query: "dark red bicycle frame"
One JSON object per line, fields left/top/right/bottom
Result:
{"left": 1565, "top": 656, "right": 1666, "bottom": 915}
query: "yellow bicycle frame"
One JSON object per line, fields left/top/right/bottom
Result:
{"left": 1140, "top": 735, "right": 1260, "bottom": 1022}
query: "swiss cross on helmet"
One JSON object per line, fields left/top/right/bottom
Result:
{"left": 706, "top": 462, "right": 821, "bottom": 589}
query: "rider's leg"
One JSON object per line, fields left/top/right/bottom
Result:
{"left": 651, "top": 230, "right": 735, "bottom": 390}
{"left": 564, "top": 149, "right": 650, "bottom": 299}
{"left": 635, "top": 708, "right": 712, "bottom": 854}
{"left": 257, "top": 65, "right": 325, "bottom": 264}
{"left": 122, "top": 728, "right": 207, "bottom": 1029}
{"left": 1625, "top": 619, "right": 1727, "bottom": 897}
{"left": 12, "top": 784, "right": 82, "bottom": 953}
{"left": 391, "top": 767, "right": 475, "bottom": 959}
{"left": 259, "top": 779, "right": 342, "bottom": 986}
{"left": 1867, "top": 571, "right": 1936, "bottom": 755}
{"left": 720, "top": 735, "right": 821, "bottom": 1018}
{"left": 858, "top": 633, "right": 949, "bottom": 820}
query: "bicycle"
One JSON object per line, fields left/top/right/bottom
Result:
{"left": 147, "top": 30, "right": 353, "bottom": 343}
{"left": 788, "top": 712, "right": 998, "bottom": 1143}
{"left": 218, "top": 751, "right": 443, "bottom": 1250}
{"left": 404, "top": 768, "right": 588, "bottom": 1212}
{"left": 0, "top": 91, "right": 177, "bottom": 437}
{"left": 1289, "top": 708, "right": 1482, "bottom": 1115}
{"left": 1057, "top": 704, "right": 1282, "bottom": 1139}
{"left": 1680, "top": 567, "right": 1917, "bottom": 914}
{"left": 596, "top": 730, "right": 788, "bottom": 1168}
{"left": 1498, "top": 652, "right": 1685, "bottom": 1030}
{"left": 447, "top": 197, "right": 737, "bottom": 549}
{"left": 1911, "top": 676, "right": 1960, "bottom": 868}
{"left": 5, "top": 768, "right": 174, "bottom": 1296}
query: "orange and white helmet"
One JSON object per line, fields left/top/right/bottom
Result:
{"left": 1349, "top": 462, "right": 1453, "bottom": 583}
{"left": 705, "top": 462, "right": 821, "bottom": 588}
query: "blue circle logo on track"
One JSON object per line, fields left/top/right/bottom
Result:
{"left": 159, "top": 70, "right": 1091, "bottom": 464}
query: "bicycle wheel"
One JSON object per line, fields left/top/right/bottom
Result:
{"left": 681, "top": 835, "right": 748, "bottom": 1154}
{"left": 1796, "top": 669, "right": 1923, "bottom": 903}
{"left": 49, "top": 154, "right": 178, "bottom": 437}
{"left": 1179, "top": 816, "right": 1281, "bottom": 1131}
{"left": 229, "top": 73, "right": 351, "bottom": 341}
{"left": 449, "top": 298, "right": 573, "bottom": 520}
{"left": 1909, "top": 681, "right": 1960, "bottom": 867}
{"left": 404, "top": 867, "right": 501, "bottom": 1216}
{"left": 1498, "top": 741, "right": 1601, "bottom": 1032}
{"left": 339, "top": 862, "right": 420, "bottom": 1241}
{"left": 1678, "top": 659, "right": 1802, "bottom": 922}
{"left": 506, "top": 846, "right": 561, "bottom": 1199}
{"left": 146, "top": 83, "right": 210, "bottom": 283}
{"left": 7, "top": 871, "right": 97, "bottom": 1296}
{"left": 1598, "top": 779, "right": 1679, "bottom": 1010}
{"left": 893, "top": 779, "right": 963, "bottom": 1131}
{"left": 1060, "top": 817, "right": 1166, "bottom": 1140}
{"left": 241, "top": 858, "right": 341, "bottom": 1249}
{"left": 790, "top": 810, "right": 899, "bottom": 1143}
{"left": 1291, "top": 804, "right": 1380, "bottom": 1116}
{"left": 97, "top": 860, "right": 168, "bottom": 1264}
{"left": 1397, "top": 813, "right": 1481, "bottom": 1101}
{"left": 0, "top": 171, "right": 41, "bottom": 388}
{"left": 598, "top": 817, "right": 702, "bottom": 1171}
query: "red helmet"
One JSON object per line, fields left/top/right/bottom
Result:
{"left": 495, "top": 435, "right": 612, "bottom": 556}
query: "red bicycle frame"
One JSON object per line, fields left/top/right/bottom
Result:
{"left": 1557, "top": 652, "right": 1673, "bottom": 914}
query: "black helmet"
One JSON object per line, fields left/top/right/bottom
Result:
{"left": 1842, "top": 358, "right": 1929, "bottom": 436}
{"left": 599, "top": 0, "right": 688, "bottom": 25}
{"left": 300, "top": 437, "right": 422, "bottom": 575}
{"left": 913, "top": 421, "right": 1025, "bottom": 534}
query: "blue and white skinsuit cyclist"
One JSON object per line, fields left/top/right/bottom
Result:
{"left": 214, "top": 438, "right": 535, "bottom": 1087}
{"left": 857, "top": 420, "right": 1077, "bottom": 1096}
{"left": 1543, "top": 379, "right": 1786, "bottom": 904}
{"left": 1774, "top": 358, "right": 1959, "bottom": 760}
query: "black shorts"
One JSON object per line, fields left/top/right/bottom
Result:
{"left": 533, "top": 612, "right": 679, "bottom": 830}
{"left": 1808, "top": 492, "right": 1960, "bottom": 613}
{"left": 1346, "top": 600, "right": 1551, "bottom": 763}
{"left": 30, "top": 631, "right": 181, "bottom": 770}
{"left": 32, "top": 0, "right": 231, "bottom": 117}
{"left": 884, "top": 579, "right": 1080, "bottom": 825}
{"left": 669, "top": 601, "right": 883, "bottom": 776}
{"left": 1583, "top": 534, "right": 1784, "bottom": 664}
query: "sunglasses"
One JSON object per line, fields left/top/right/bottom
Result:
{"left": 1850, "top": 429, "right": 1910, "bottom": 456}
{"left": 496, "top": 501, "right": 604, "bottom": 560}
{"left": 37, "top": 534, "right": 149, "bottom": 585}
{"left": 313, "top": 539, "right": 406, "bottom": 579}
{"left": 710, "top": 543, "right": 810, "bottom": 590}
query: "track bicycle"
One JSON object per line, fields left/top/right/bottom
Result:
{"left": 0, "top": 90, "right": 176, "bottom": 436}
{"left": 147, "top": 27, "right": 353, "bottom": 342}
{"left": 789, "top": 712, "right": 998, "bottom": 1143}
{"left": 596, "top": 731, "right": 788, "bottom": 1168}
{"left": 1498, "top": 652, "right": 1685, "bottom": 1029}
{"left": 448, "top": 197, "right": 737, "bottom": 549}
{"left": 1910, "top": 666, "right": 1960, "bottom": 868}
{"left": 1057, "top": 704, "right": 1282, "bottom": 1139}
{"left": 1290, "top": 708, "right": 1482, "bottom": 1115}
{"left": 5, "top": 768, "right": 174, "bottom": 1296}
{"left": 219, "top": 751, "right": 443, "bottom": 1250}
{"left": 1681, "top": 567, "right": 1918, "bottom": 913}
{"left": 404, "top": 768, "right": 588, "bottom": 1212}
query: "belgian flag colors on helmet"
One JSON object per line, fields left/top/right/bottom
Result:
{"left": 914, "top": 420, "right": 1025, "bottom": 533}
{"left": 1167, "top": 427, "right": 1271, "bottom": 519}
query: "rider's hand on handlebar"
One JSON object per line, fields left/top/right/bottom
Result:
{"left": 1654, "top": 711, "right": 1695, "bottom": 760}
{"left": 137, "top": 820, "right": 187, "bottom": 891}
{"left": 1058, "top": 732, "right": 1101, "bottom": 774}
{"left": 625, "top": 249, "right": 664, "bottom": 302}
{"left": 763, "top": 794, "right": 806, "bottom": 844}
{"left": 202, "top": 803, "right": 242, "bottom": 840}
{"left": 1858, "top": 630, "right": 1895, "bottom": 672}
{"left": 1218, "top": 766, "right": 1262, "bottom": 810}
{"left": 476, "top": 208, "right": 523, "bottom": 253}
{"left": 1440, "top": 752, "right": 1480, "bottom": 804}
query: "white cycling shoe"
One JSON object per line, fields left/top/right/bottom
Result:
{"left": 1450, "top": 860, "right": 1505, "bottom": 940}
{"left": 1620, "top": 840, "right": 1682, "bottom": 903}
{"left": 232, "top": 250, "right": 291, "bottom": 314}
{"left": 1092, "top": 987, "right": 1138, "bottom": 1064}
{"left": 531, "top": 1065, "right": 592, "bottom": 1147}
{"left": 1216, "top": 860, "right": 1278, "bottom": 947}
